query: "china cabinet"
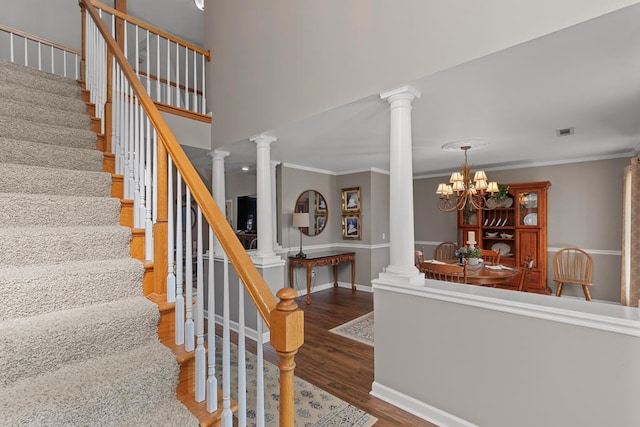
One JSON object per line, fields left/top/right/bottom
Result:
{"left": 458, "top": 181, "right": 551, "bottom": 294}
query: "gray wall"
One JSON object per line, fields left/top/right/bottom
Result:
{"left": 374, "top": 286, "right": 640, "bottom": 427}
{"left": 203, "top": 0, "right": 636, "bottom": 146}
{"left": 413, "top": 157, "right": 628, "bottom": 302}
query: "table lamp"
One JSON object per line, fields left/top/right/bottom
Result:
{"left": 292, "top": 212, "right": 310, "bottom": 258}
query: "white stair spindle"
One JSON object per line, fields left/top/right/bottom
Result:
{"left": 156, "top": 34, "right": 160, "bottom": 101}
{"left": 222, "top": 253, "right": 233, "bottom": 425}
{"left": 175, "top": 42, "right": 180, "bottom": 108}
{"left": 24, "top": 36, "right": 27, "bottom": 66}
{"left": 185, "top": 188, "right": 195, "bottom": 352}
{"left": 237, "top": 279, "right": 247, "bottom": 427}
{"left": 152, "top": 126, "right": 158, "bottom": 224}
{"left": 175, "top": 173, "right": 185, "bottom": 346}
{"left": 166, "top": 39, "right": 171, "bottom": 105}
{"left": 37, "top": 41, "right": 41, "bottom": 70}
{"left": 10, "top": 33, "right": 14, "bottom": 62}
{"left": 206, "top": 226, "right": 217, "bottom": 412}
{"left": 193, "top": 50, "right": 197, "bottom": 113}
{"left": 195, "top": 207, "right": 206, "bottom": 402}
{"left": 145, "top": 120, "right": 154, "bottom": 262}
{"left": 201, "top": 54, "right": 206, "bottom": 114}
{"left": 256, "top": 318, "right": 265, "bottom": 427}
{"left": 63, "top": 50, "right": 66, "bottom": 77}
{"left": 185, "top": 47, "right": 189, "bottom": 111}
{"left": 166, "top": 157, "right": 176, "bottom": 303}
{"left": 51, "top": 45, "right": 54, "bottom": 75}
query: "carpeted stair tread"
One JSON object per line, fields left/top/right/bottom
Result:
{"left": 0, "top": 82, "right": 88, "bottom": 114}
{"left": 0, "top": 97, "right": 91, "bottom": 130}
{"left": 118, "top": 398, "right": 199, "bottom": 427}
{"left": 0, "top": 258, "right": 144, "bottom": 321}
{"left": 0, "top": 225, "right": 132, "bottom": 267}
{"left": 0, "top": 341, "right": 193, "bottom": 426}
{"left": 0, "top": 296, "right": 160, "bottom": 387}
{"left": 0, "top": 137, "right": 104, "bottom": 172}
{"left": 0, "top": 60, "right": 83, "bottom": 98}
{"left": 0, "top": 116, "right": 96, "bottom": 149}
{"left": 0, "top": 163, "right": 112, "bottom": 196}
{"left": 0, "top": 193, "right": 121, "bottom": 227}
{"left": 0, "top": 59, "right": 81, "bottom": 85}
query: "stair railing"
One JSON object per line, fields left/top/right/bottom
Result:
{"left": 0, "top": 24, "right": 80, "bottom": 79}
{"left": 90, "top": 1, "right": 210, "bottom": 117}
{"left": 81, "top": 1, "right": 303, "bottom": 426}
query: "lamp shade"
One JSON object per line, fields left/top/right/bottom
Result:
{"left": 293, "top": 212, "right": 310, "bottom": 228}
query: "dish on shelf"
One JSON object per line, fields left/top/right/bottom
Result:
{"left": 500, "top": 233, "right": 513, "bottom": 239}
{"left": 485, "top": 198, "right": 497, "bottom": 209}
{"left": 485, "top": 232, "right": 498, "bottom": 237}
{"left": 524, "top": 193, "right": 538, "bottom": 208}
{"left": 491, "top": 242, "right": 511, "bottom": 256}
{"left": 500, "top": 217, "right": 509, "bottom": 226}
{"left": 523, "top": 213, "right": 538, "bottom": 226}
{"left": 484, "top": 218, "right": 489, "bottom": 226}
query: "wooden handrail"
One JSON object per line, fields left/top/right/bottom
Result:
{"left": 0, "top": 24, "right": 81, "bottom": 55}
{"left": 93, "top": 1, "right": 211, "bottom": 60}
{"left": 82, "top": 0, "right": 276, "bottom": 325}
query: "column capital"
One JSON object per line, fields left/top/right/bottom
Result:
{"left": 207, "top": 149, "right": 230, "bottom": 160}
{"left": 250, "top": 134, "right": 277, "bottom": 146}
{"left": 380, "top": 85, "right": 421, "bottom": 104}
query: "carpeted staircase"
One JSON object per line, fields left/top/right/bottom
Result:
{"left": 0, "top": 59, "right": 198, "bottom": 425}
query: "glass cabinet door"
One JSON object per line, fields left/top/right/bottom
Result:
{"left": 461, "top": 205, "right": 479, "bottom": 226}
{"left": 518, "top": 191, "right": 539, "bottom": 226}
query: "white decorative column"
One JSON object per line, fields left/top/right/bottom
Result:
{"left": 209, "top": 149, "right": 229, "bottom": 256}
{"left": 249, "top": 134, "right": 282, "bottom": 266}
{"left": 378, "top": 86, "right": 423, "bottom": 285}
{"left": 271, "top": 160, "right": 282, "bottom": 251}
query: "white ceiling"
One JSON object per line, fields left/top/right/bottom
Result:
{"left": 128, "top": 2, "right": 640, "bottom": 177}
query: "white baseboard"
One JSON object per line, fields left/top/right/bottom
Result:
{"left": 370, "top": 382, "right": 477, "bottom": 427}
{"left": 291, "top": 281, "right": 373, "bottom": 297}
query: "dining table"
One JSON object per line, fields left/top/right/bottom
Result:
{"left": 463, "top": 262, "right": 520, "bottom": 286}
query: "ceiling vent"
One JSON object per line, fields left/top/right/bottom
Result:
{"left": 556, "top": 127, "right": 575, "bottom": 137}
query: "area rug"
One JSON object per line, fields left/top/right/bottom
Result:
{"left": 328, "top": 312, "right": 374, "bottom": 347}
{"left": 215, "top": 336, "right": 377, "bottom": 426}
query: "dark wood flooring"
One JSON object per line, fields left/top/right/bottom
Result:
{"left": 260, "top": 287, "right": 437, "bottom": 427}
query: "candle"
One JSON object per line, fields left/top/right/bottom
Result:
{"left": 468, "top": 231, "right": 475, "bottom": 243}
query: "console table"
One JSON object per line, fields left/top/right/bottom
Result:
{"left": 288, "top": 251, "right": 356, "bottom": 305}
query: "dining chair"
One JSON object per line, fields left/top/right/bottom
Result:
{"left": 517, "top": 255, "right": 535, "bottom": 292}
{"left": 414, "top": 247, "right": 425, "bottom": 266}
{"left": 480, "top": 248, "right": 501, "bottom": 265}
{"left": 553, "top": 247, "right": 594, "bottom": 301}
{"left": 433, "top": 241, "right": 458, "bottom": 262}
{"left": 420, "top": 261, "right": 467, "bottom": 283}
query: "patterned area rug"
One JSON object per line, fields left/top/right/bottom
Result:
{"left": 215, "top": 336, "right": 377, "bottom": 426}
{"left": 328, "top": 312, "right": 374, "bottom": 346}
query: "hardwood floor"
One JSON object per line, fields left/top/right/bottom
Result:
{"left": 261, "top": 287, "right": 437, "bottom": 427}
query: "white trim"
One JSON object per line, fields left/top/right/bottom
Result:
{"left": 373, "top": 280, "right": 640, "bottom": 337}
{"left": 336, "top": 167, "right": 390, "bottom": 176}
{"left": 281, "top": 162, "right": 336, "bottom": 176}
{"left": 414, "top": 152, "right": 634, "bottom": 179}
{"left": 284, "top": 242, "right": 390, "bottom": 252}
{"left": 370, "top": 382, "right": 477, "bottom": 427}
{"left": 415, "top": 243, "right": 621, "bottom": 256}
{"left": 548, "top": 246, "right": 621, "bottom": 256}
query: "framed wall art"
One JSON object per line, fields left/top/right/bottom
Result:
{"left": 342, "top": 214, "right": 361, "bottom": 239}
{"left": 341, "top": 187, "right": 361, "bottom": 213}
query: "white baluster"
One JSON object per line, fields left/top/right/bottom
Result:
{"left": 195, "top": 207, "right": 206, "bottom": 402}
{"left": 185, "top": 188, "right": 195, "bottom": 352}
{"left": 37, "top": 41, "right": 41, "bottom": 70}
{"left": 185, "top": 47, "right": 189, "bottom": 111}
{"left": 63, "top": 50, "right": 66, "bottom": 77}
{"left": 145, "top": 120, "right": 154, "bottom": 262}
{"left": 237, "top": 279, "right": 247, "bottom": 427}
{"left": 175, "top": 173, "right": 185, "bottom": 346}
{"left": 175, "top": 42, "right": 180, "bottom": 108}
{"left": 166, "top": 157, "right": 176, "bottom": 303}
{"left": 156, "top": 34, "right": 160, "bottom": 102}
{"left": 152, "top": 127, "right": 158, "bottom": 224}
{"left": 256, "top": 318, "right": 265, "bottom": 427}
{"left": 222, "top": 253, "right": 233, "bottom": 425}
{"left": 166, "top": 39, "right": 171, "bottom": 104}
{"left": 24, "top": 36, "right": 27, "bottom": 66}
{"left": 193, "top": 49, "right": 197, "bottom": 113}
{"left": 51, "top": 46, "right": 54, "bottom": 75}
{"left": 9, "top": 33, "right": 14, "bottom": 62}
{"left": 201, "top": 54, "right": 206, "bottom": 114}
{"left": 206, "top": 226, "right": 218, "bottom": 412}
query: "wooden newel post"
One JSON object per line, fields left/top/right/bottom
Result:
{"left": 270, "top": 287, "right": 304, "bottom": 427}
{"left": 79, "top": 1, "right": 86, "bottom": 84}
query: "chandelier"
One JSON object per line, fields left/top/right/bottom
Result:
{"left": 436, "top": 144, "right": 499, "bottom": 212}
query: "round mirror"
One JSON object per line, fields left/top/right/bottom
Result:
{"left": 294, "top": 190, "right": 328, "bottom": 236}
